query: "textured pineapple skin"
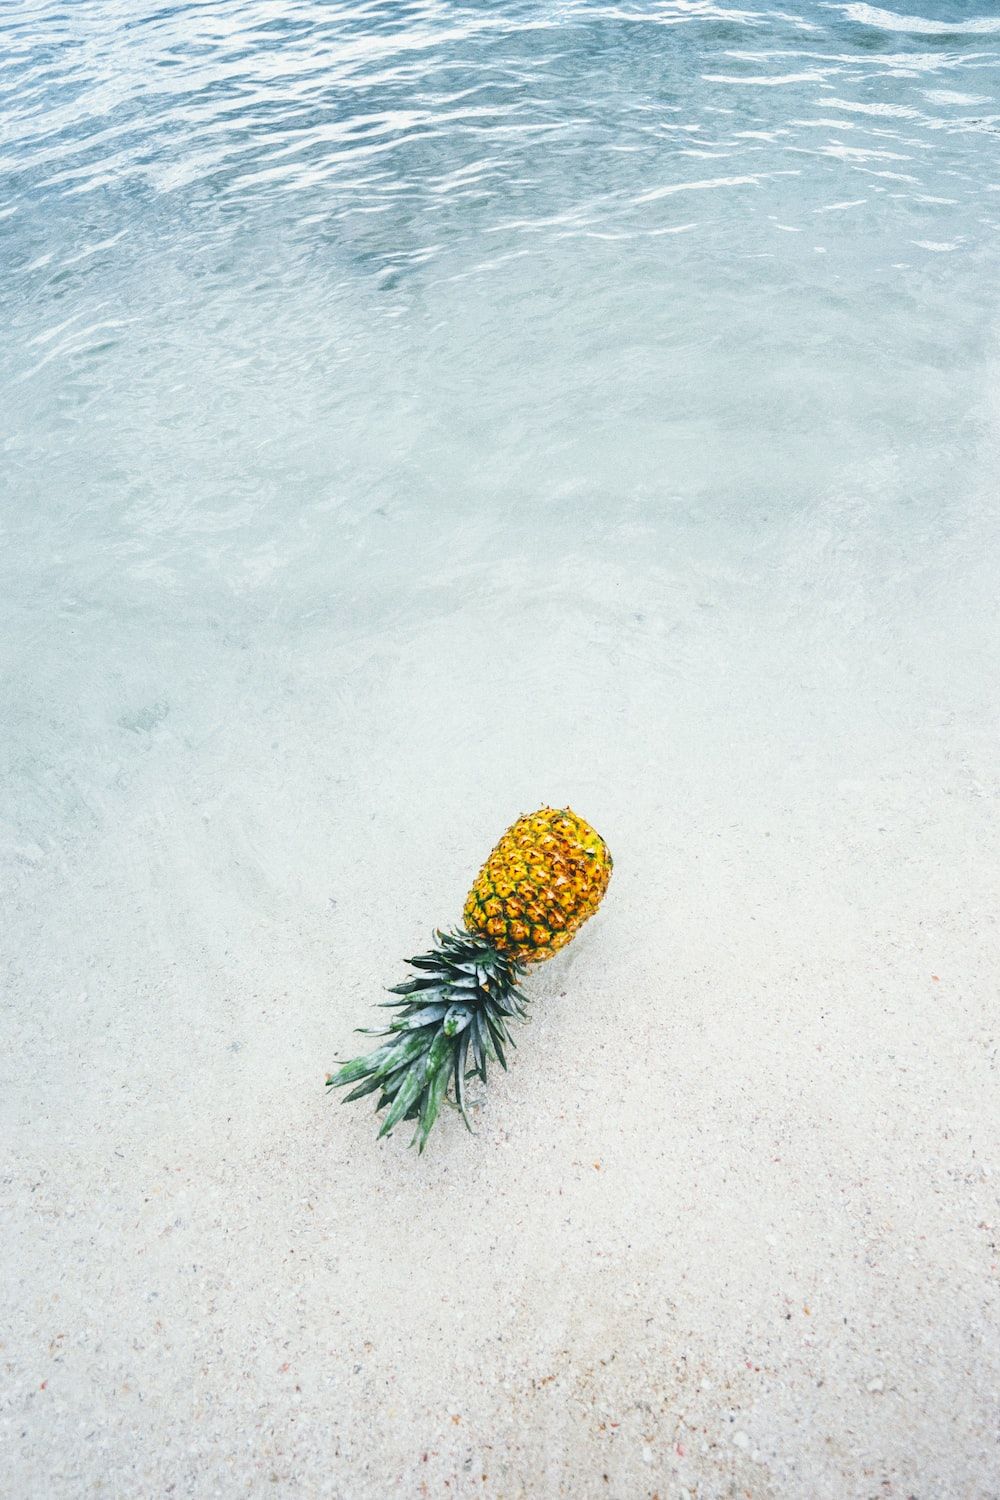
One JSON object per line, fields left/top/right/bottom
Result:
{"left": 463, "top": 807, "right": 612, "bottom": 964}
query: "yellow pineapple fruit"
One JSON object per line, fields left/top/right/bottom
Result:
{"left": 464, "top": 807, "right": 611, "bottom": 962}
{"left": 327, "top": 807, "right": 612, "bottom": 1149}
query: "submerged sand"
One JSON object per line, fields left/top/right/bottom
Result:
{"left": 4, "top": 532, "right": 999, "bottom": 1498}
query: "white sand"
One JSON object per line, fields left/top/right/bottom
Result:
{"left": 3, "top": 523, "right": 999, "bottom": 1499}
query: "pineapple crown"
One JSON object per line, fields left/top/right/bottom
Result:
{"left": 326, "top": 928, "right": 528, "bottom": 1151}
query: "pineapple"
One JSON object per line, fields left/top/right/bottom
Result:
{"left": 326, "top": 807, "right": 612, "bottom": 1149}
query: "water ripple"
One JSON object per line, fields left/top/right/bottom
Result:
{"left": 1, "top": 0, "right": 998, "bottom": 611}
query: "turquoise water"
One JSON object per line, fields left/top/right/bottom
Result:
{"left": 4, "top": 12, "right": 1000, "bottom": 1494}
{"left": 2, "top": 1, "right": 998, "bottom": 916}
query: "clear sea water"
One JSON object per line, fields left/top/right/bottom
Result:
{"left": 2, "top": 1, "right": 998, "bottom": 1004}
{"left": 4, "top": 14, "right": 1000, "bottom": 1495}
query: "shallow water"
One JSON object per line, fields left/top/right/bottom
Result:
{"left": 3, "top": 0, "right": 998, "bottom": 1001}
{"left": 5, "top": 8, "right": 1000, "bottom": 1497}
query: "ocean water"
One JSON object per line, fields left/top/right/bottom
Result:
{"left": 2, "top": 1, "right": 999, "bottom": 1103}
{"left": 5, "top": 7, "right": 1000, "bottom": 1496}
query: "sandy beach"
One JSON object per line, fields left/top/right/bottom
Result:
{"left": 4, "top": 524, "right": 999, "bottom": 1496}
{"left": 4, "top": 1, "right": 1000, "bottom": 1494}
